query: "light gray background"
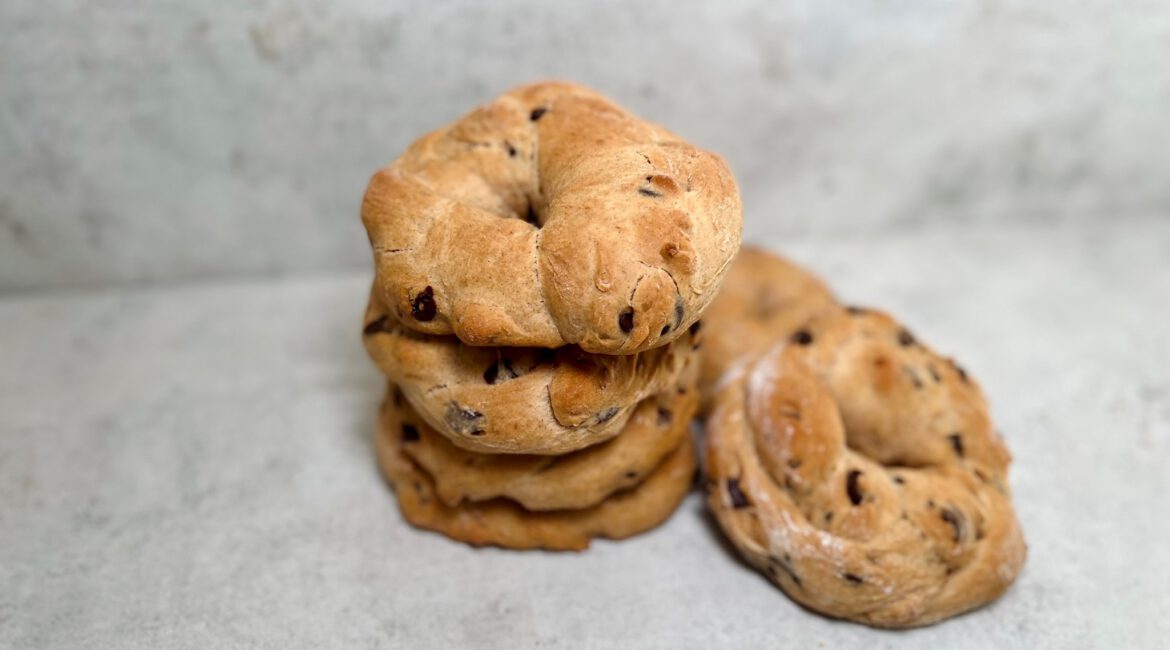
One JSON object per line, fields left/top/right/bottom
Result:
{"left": 2, "top": 2, "right": 1169, "bottom": 649}
{"left": 3, "top": 0, "right": 1169, "bottom": 290}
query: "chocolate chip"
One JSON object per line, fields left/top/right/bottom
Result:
{"left": 846, "top": 469, "right": 864, "bottom": 505}
{"left": 401, "top": 424, "right": 419, "bottom": 442}
{"left": 727, "top": 478, "right": 750, "bottom": 508}
{"left": 927, "top": 499, "right": 936, "bottom": 509}
{"left": 842, "top": 572, "right": 864, "bottom": 585}
{"left": 824, "top": 511, "right": 834, "bottom": 523}
{"left": 656, "top": 407, "right": 672, "bottom": 424}
{"left": 362, "top": 316, "right": 391, "bottom": 336}
{"left": 898, "top": 329, "right": 916, "bottom": 346}
{"left": 689, "top": 319, "right": 702, "bottom": 336}
{"left": 529, "top": 107, "right": 547, "bottom": 121}
{"left": 504, "top": 141, "right": 517, "bottom": 157}
{"left": 674, "top": 296, "right": 685, "bottom": 328}
{"left": 941, "top": 507, "right": 966, "bottom": 542}
{"left": 948, "top": 433, "right": 965, "bottom": 457}
{"left": 625, "top": 470, "right": 638, "bottom": 480}
{"left": 792, "top": 330, "right": 814, "bottom": 345}
{"left": 618, "top": 308, "right": 635, "bottom": 333}
{"left": 660, "top": 325, "right": 670, "bottom": 336}
{"left": 597, "top": 407, "right": 620, "bottom": 424}
{"left": 483, "top": 363, "right": 500, "bottom": 384}
{"left": 638, "top": 187, "right": 663, "bottom": 198}
{"left": 846, "top": 306, "right": 867, "bottom": 315}
{"left": 410, "top": 286, "right": 437, "bottom": 321}
{"left": 445, "top": 402, "right": 485, "bottom": 436}
{"left": 954, "top": 361, "right": 969, "bottom": 382}
{"left": 892, "top": 476, "right": 905, "bottom": 485}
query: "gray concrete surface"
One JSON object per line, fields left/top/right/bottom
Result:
{"left": 4, "top": 0, "right": 1170, "bottom": 290}
{"left": 3, "top": 217, "right": 1167, "bottom": 648}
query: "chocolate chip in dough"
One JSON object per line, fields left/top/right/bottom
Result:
{"left": 941, "top": 507, "right": 966, "bottom": 542}
{"left": 411, "top": 286, "right": 437, "bottom": 321}
{"left": 846, "top": 469, "right": 864, "bottom": 505}
{"left": 948, "top": 433, "right": 965, "bottom": 458}
{"left": 596, "top": 407, "right": 620, "bottom": 424}
{"left": 401, "top": 424, "right": 419, "bottom": 442}
{"left": 619, "top": 308, "right": 635, "bottom": 333}
{"left": 727, "top": 478, "right": 750, "bottom": 508}
{"left": 792, "top": 330, "right": 814, "bottom": 346}
{"left": 898, "top": 329, "right": 916, "bottom": 346}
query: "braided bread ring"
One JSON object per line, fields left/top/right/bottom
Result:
{"left": 361, "top": 81, "right": 742, "bottom": 353}
{"left": 399, "top": 376, "right": 698, "bottom": 511}
{"left": 706, "top": 307, "right": 1025, "bottom": 627}
{"left": 697, "top": 246, "right": 836, "bottom": 411}
{"left": 363, "top": 286, "right": 700, "bottom": 455}
{"left": 375, "top": 389, "right": 697, "bottom": 551}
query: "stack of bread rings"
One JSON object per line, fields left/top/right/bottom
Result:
{"left": 360, "top": 80, "right": 1025, "bottom": 627}
{"left": 361, "top": 82, "right": 744, "bottom": 551}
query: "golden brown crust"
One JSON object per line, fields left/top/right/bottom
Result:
{"left": 375, "top": 389, "right": 697, "bottom": 551}
{"left": 401, "top": 380, "right": 699, "bottom": 511}
{"left": 705, "top": 306, "right": 1026, "bottom": 628}
{"left": 362, "top": 81, "right": 743, "bottom": 353}
{"left": 363, "top": 285, "right": 701, "bottom": 455}
{"left": 697, "top": 246, "right": 837, "bottom": 412}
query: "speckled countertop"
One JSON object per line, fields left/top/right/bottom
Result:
{"left": 2, "top": 218, "right": 1167, "bottom": 648}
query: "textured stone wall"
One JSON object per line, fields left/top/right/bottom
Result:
{"left": 3, "top": 0, "right": 1167, "bottom": 290}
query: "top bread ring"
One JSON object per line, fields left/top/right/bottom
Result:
{"left": 361, "top": 81, "right": 743, "bottom": 353}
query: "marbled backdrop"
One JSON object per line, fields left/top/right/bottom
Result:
{"left": 2, "top": 0, "right": 1169, "bottom": 290}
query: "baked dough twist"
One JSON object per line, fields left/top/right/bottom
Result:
{"left": 363, "top": 286, "right": 700, "bottom": 455}
{"left": 399, "top": 375, "right": 698, "bottom": 511}
{"left": 362, "top": 81, "right": 742, "bottom": 353}
{"left": 376, "top": 389, "right": 697, "bottom": 551}
{"left": 705, "top": 306, "right": 1025, "bottom": 627}
{"left": 697, "top": 246, "right": 836, "bottom": 411}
